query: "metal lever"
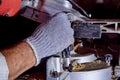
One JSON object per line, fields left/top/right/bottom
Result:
{"left": 62, "top": 44, "right": 73, "bottom": 70}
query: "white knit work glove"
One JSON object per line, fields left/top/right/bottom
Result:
{"left": 26, "top": 13, "right": 74, "bottom": 66}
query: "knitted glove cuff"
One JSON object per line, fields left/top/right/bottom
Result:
{"left": 26, "top": 31, "right": 52, "bottom": 66}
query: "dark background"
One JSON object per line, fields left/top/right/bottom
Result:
{"left": 74, "top": 0, "right": 120, "bottom": 19}
{"left": 0, "top": 15, "right": 39, "bottom": 48}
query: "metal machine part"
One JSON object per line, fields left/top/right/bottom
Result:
{"left": 20, "top": 6, "right": 51, "bottom": 23}
{"left": 70, "top": 53, "right": 97, "bottom": 64}
{"left": 21, "top": 0, "right": 40, "bottom": 9}
{"left": 69, "top": 67, "right": 112, "bottom": 80}
{"left": 71, "top": 20, "right": 101, "bottom": 39}
{"left": 20, "top": 0, "right": 88, "bottom": 23}
{"left": 20, "top": 0, "right": 73, "bottom": 14}
{"left": 62, "top": 50, "right": 70, "bottom": 70}
{"left": 104, "top": 54, "right": 113, "bottom": 66}
{"left": 47, "top": 57, "right": 70, "bottom": 80}
{"left": 62, "top": 44, "right": 73, "bottom": 70}
{"left": 47, "top": 45, "right": 73, "bottom": 80}
{"left": 46, "top": 44, "right": 113, "bottom": 80}
{"left": 67, "top": 0, "right": 90, "bottom": 18}
{"left": 46, "top": 53, "right": 112, "bottom": 80}
{"left": 0, "top": 0, "right": 86, "bottom": 19}
{"left": 87, "top": 19, "right": 120, "bottom": 34}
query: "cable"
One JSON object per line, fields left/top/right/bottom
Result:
{"left": 67, "top": 0, "right": 90, "bottom": 18}
{"left": 108, "top": 46, "right": 119, "bottom": 53}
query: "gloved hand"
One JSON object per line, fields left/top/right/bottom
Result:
{"left": 26, "top": 12, "right": 74, "bottom": 66}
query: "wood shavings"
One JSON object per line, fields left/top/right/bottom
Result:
{"left": 72, "top": 60, "right": 109, "bottom": 72}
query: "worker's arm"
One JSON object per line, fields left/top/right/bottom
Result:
{"left": 0, "top": 13, "right": 74, "bottom": 80}
{"left": 1, "top": 40, "right": 36, "bottom": 80}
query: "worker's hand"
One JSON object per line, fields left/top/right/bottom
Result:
{"left": 26, "top": 13, "right": 74, "bottom": 66}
